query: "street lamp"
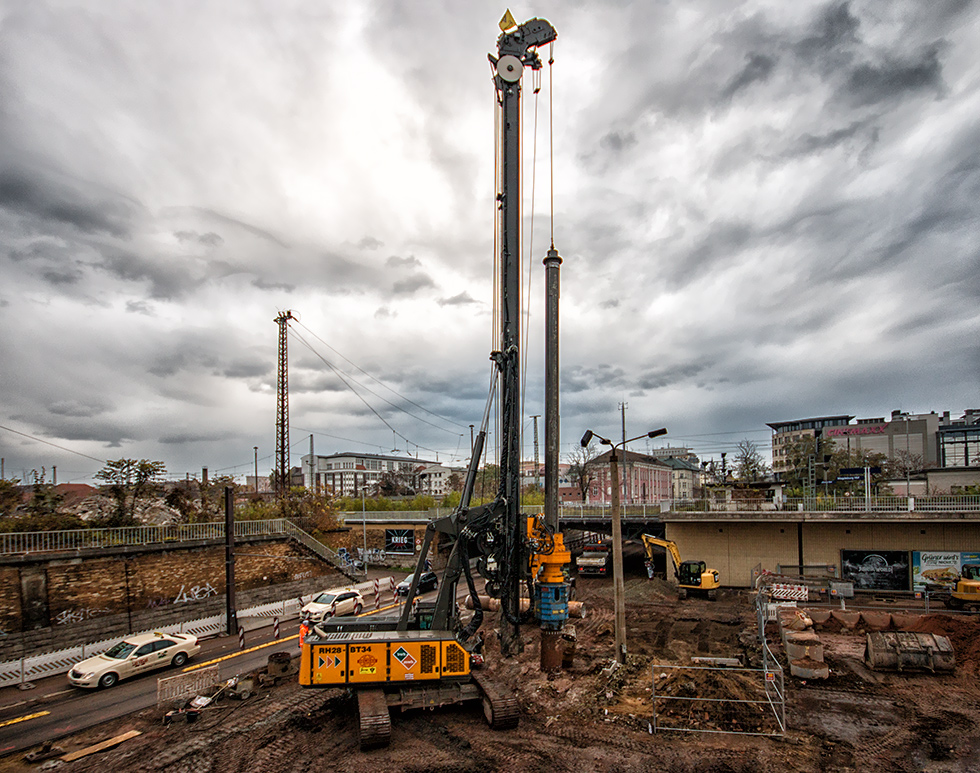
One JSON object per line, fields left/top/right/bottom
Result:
{"left": 581, "top": 426, "right": 668, "bottom": 665}
{"left": 253, "top": 447, "right": 259, "bottom": 494}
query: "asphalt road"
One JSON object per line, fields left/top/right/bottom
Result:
{"left": 0, "top": 583, "right": 418, "bottom": 758}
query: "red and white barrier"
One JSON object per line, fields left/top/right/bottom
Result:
{"left": 771, "top": 583, "right": 809, "bottom": 601}
{"left": 374, "top": 578, "right": 381, "bottom": 609}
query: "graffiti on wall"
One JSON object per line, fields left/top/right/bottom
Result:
{"left": 174, "top": 581, "right": 218, "bottom": 604}
{"left": 55, "top": 607, "right": 111, "bottom": 626}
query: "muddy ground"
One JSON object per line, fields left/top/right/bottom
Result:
{"left": 6, "top": 576, "right": 980, "bottom": 773}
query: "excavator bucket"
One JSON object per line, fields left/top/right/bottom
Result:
{"left": 864, "top": 631, "right": 955, "bottom": 673}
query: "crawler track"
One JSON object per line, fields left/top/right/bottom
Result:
{"left": 356, "top": 688, "right": 391, "bottom": 750}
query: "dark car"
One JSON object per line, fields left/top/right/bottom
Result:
{"left": 396, "top": 571, "right": 438, "bottom": 597}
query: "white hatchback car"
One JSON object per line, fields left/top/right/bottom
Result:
{"left": 300, "top": 587, "right": 364, "bottom": 623}
{"left": 68, "top": 631, "right": 201, "bottom": 689}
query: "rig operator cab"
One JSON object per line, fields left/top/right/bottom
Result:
{"left": 641, "top": 534, "right": 721, "bottom": 601}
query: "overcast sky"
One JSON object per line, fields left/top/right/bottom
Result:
{"left": 1, "top": 1, "right": 978, "bottom": 485}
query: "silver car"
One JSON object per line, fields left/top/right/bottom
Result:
{"left": 300, "top": 588, "right": 364, "bottom": 623}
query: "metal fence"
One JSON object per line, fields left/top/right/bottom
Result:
{"left": 0, "top": 519, "right": 346, "bottom": 566}
{"left": 650, "top": 659, "right": 785, "bottom": 737}
{"left": 650, "top": 590, "right": 785, "bottom": 736}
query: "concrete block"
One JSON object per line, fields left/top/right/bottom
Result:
{"left": 859, "top": 611, "right": 892, "bottom": 631}
{"left": 830, "top": 610, "right": 861, "bottom": 629}
{"left": 785, "top": 631, "right": 824, "bottom": 662}
{"left": 790, "top": 657, "right": 830, "bottom": 680}
{"left": 806, "top": 608, "right": 832, "bottom": 626}
{"left": 891, "top": 613, "right": 925, "bottom": 630}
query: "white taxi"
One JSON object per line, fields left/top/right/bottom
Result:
{"left": 68, "top": 631, "right": 201, "bottom": 689}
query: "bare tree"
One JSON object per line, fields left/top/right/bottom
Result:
{"left": 733, "top": 440, "right": 770, "bottom": 483}
{"left": 566, "top": 444, "right": 600, "bottom": 503}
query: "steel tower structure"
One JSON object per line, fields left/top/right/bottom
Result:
{"left": 275, "top": 310, "right": 294, "bottom": 498}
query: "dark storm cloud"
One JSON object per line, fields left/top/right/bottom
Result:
{"left": 563, "top": 364, "right": 628, "bottom": 394}
{"left": 48, "top": 399, "right": 108, "bottom": 418}
{"left": 720, "top": 53, "right": 777, "bottom": 101}
{"left": 392, "top": 273, "right": 435, "bottom": 295}
{"left": 842, "top": 44, "right": 945, "bottom": 106}
{"left": 221, "top": 360, "right": 270, "bottom": 379}
{"left": 160, "top": 430, "right": 235, "bottom": 444}
{"left": 599, "top": 131, "right": 637, "bottom": 154}
{"left": 386, "top": 255, "right": 421, "bottom": 268}
{"left": 636, "top": 362, "right": 710, "bottom": 391}
{"left": 358, "top": 236, "right": 383, "bottom": 250}
{"left": 126, "top": 300, "right": 153, "bottom": 314}
{"left": 665, "top": 221, "right": 753, "bottom": 290}
{"left": 793, "top": 2, "right": 860, "bottom": 68}
{"left": 0, "top": 168, "right": 136, "bottom": 238}
{"left": 783, "top": 121, "right": 870, "bottom": 157}
{"left": 170, "top": 207, "right": 289, "bottom": 248}
{"left": 174, "top": 230, "right": 223, "bottom": 246}
{"left": 97, "top": 248, "right": 196, "bottom": 300}
{"left": 40, "top": 266, "right": 83, "bottom": 286}
{"left": 438, "top": 292, "right": 478, "bottom": 306}
{"left": 252, "top": 278, "right": 296, "bottom": 292}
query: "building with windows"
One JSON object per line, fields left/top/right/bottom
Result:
{"left": 659, "top": 456, "right": 702, "bottom": 500}
{"left": 767, "top": 415, "right": 852, "bottom": 475}
{"left": 586, "top": 449, "right": 671, "bottom": 505}
{"left": 768, "top": 409, "right": 977, "bottom": 479}
{"left": 416, "top": 463, "right": 462, "bottom": 497}
{"left": 300, "top": 452, "right": 435, "bottom": 497}
{"left": 939, "top": 410, "right": 980, "bottom": 468}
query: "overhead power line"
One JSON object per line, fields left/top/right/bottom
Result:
{"left": 0, "top": 423, "right": 106, "bottom": 465}
{"left": 292, "top": 320, "right": 469, "bottom": 431}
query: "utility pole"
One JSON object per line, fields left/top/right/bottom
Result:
{"left": 309, "top": 434, "right": 316, "bottom": 492}
{"left": 253, "top": 446, "right": 258, "bottom": 494}
{"left": 274, "top": 310, "right": 293, "bottom": 498}
{"left": 619, "top": 402, "right": 628, "bottom": 503}
{"left": 224, "top": 486, "right": 237, "bottom": 635}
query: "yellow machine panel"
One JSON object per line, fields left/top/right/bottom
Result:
{"left": 348, "top": 641, "right": 388, "bottom": 684}
{"left": 441, "top": 640, "right": 469, "bottom": 677}
{"left": 301, "top": 630, "right": 471, "bottom": 687}
{"left": 389, "top": 641, "right": 440, "bottom": 681}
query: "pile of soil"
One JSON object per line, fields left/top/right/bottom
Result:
{"left": 912, "top": 613, "right": 980, "bottom": 673}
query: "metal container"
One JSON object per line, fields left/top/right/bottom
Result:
{"left": 864, "top": 631, "right": 955, "bottom": 673}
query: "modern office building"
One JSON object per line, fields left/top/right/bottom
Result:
{"left": 768, "top": 410, "right": 978, "bottom": 477}
{"left": 300, "top": 452, "right": 436, "bottom": 496}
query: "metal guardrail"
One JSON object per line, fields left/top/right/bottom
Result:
{"left": 0, "top": 519, "right": 347, "bottom": 565}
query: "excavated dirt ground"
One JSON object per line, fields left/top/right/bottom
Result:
{"left": 7, "top": 576, "right": 980, "bottom": 772}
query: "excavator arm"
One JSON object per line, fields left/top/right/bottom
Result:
{"left": 641, "top": 534, "right": 682, "bottom": 580}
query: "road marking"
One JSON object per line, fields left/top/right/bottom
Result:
{"left": 0, "top": 710, "right": 51, "bottom": 729}
{"left": 183, "top": 605, "right": 404, "bottom": 671}
{"left": 182, "top": 635, "right": 299, "bottom": 672}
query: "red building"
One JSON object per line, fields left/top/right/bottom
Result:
{"left": 587, "top": 449, "right": 672, "bottom": 505}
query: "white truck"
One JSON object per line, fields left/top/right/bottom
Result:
{"left": 577, "top": 542, "right": 611, "bottom": 576}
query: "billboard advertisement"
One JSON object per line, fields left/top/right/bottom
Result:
{"left": 912, "top": 551, "right": 980, "bottom": 591}
{"left": 385, "top": 528, "right": 415, "bottom": 555}
{"left": 840, "top": 550, "right": 910, "bottom": 591}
